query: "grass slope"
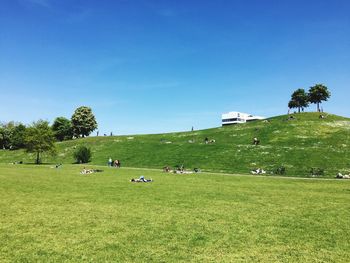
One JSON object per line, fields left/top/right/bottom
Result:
{"left": 1, "top": 112, "right": 349, "bottom": 177}
{"left": 0, "top": 164, "right": 350, "bottom": 262}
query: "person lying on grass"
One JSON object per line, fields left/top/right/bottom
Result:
{"left": 251, "top": 168, "right": 266, "bottom": 175}
{"left": 130, "top": 175, "right": 153, "bottom": 182}
{"left": 80, "top": 168, "right": 103, "bottom": 174}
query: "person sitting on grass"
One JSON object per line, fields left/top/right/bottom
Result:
{"left": 253, "top": 137, "right": 260, "bottom": 145}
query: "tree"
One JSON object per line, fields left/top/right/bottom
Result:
{"left": 71, "top": 106, "right": 98, "bottom": 138}
{"left": 73, "top": 146, "right": 92, "bottom": 163}
{"left": 52, "top": 117, "right": 73, "bottom": 141}
{"left": 24, "top": 120, "right": 56, "bottom": 164}
{"left": 10, "top": 123, "right": 26, "bottom": 149}
{"left": 308, "top": 84, "right": 331, "bottom": 112}
{"left": 0, "top": 122, "right": 14, "bottom": 149}
{"left": 288, "top": 88, "right": 309, "bottom": 113}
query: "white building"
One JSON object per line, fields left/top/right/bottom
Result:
{"left": 221, "top": 111, "right": 265, "bottom": 126}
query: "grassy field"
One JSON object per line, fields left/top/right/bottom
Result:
{"left": 0, "top": 112, "right": 349, "bottom": 177}
{"left": 1, "top": 164, "right": 350, "bottom": 262}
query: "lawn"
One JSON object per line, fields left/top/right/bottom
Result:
{"left": 0, "top": 164, "right": 350, "bottom": 262}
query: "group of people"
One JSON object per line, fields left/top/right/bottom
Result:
{"left": 163, "top": 165, "right": 201, "bottom": 174}
{"left": 80, "top": 167, "right": 103, "bottom": 174}
{"left": 204, "top": 137, "right": 216, "bottom": 144}
{"left": 108, "top": 158, "right": 121, "bottom": 168}
{"left": 251, "top": 168, "right": 266, "bottom": 175}
{"left": 336, "top": 173, "right": 350, "bottom": 179}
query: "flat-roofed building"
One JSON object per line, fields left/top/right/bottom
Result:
{"left": 221, "top": 111, "right": 265, "bottom": 126}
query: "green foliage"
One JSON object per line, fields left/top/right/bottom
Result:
{"left": 24, "top": 120, "right": 56, "bottom": 164}
{"left": 71, "top": 106, "right": 98, "bottom": 138}
{"left": 1, "top": 164, "right": 350, "bottom": 262}
{"left": 73, "top": 146, "right": 91, "bottom": 163}
{"left": 308, "top": 84, "right": 331, "bottom": 112}
{"left": 10, "top": 124, "right": 26, "bottom": 149}
{"left": 275, "top": 166, "right": 286, "bottom": 175}
{"left": 0, "top": 122, "right": 14, "bottom": 149}
{"left": 0, "top": 122, "right": 26, "bottom": 150}
{"left": 52, "top": 117, "right": 73, "bottom": 141}
{"left": 288, "top": 88, "right": 309, "bottom": 113}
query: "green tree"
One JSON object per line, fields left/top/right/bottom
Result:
{"left": 52, "top": 117, "right": 73, "bottom": 141}
{"left": 10, "top": 123, "right": 27, "bottom": 149}
{"left": 288, "top": 88, "right": 309, "bottom": 113}
{"left": 73, "top": 146, "right": 92, "bottom": 163}
{"left": 71, "top": 106, "right": 98, "bottom": 138}
{"left": 308, "top": 84, "right": 331, "bottom": 112}
{"left": 0, "top": 122, "right": 15, "bottom": 149}
{"left": 24, "top": 120, "right": 56, "bottom": 164}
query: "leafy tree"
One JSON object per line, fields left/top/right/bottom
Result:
{"left": 73, "top": 146, "right": 92, "bottom": 163}
{"left": 52, "top": 117, "right": 73, "bottom": 141}
{"left": 10, "top": 123, "right": 26, "bottom": 149}
{"left": 71, "top": 106, "right": 98, "bottom": 138}
{"left": 288, "top": 88, "right": 309, "bottom": 113}
{"left": 0, "top": 122, "right": 15, "bottom": 149}
{"left": 24, "top": 120, "right": 56, "bottom": 164}
{"left": 308, "top": 84, "right": 331, "bottom": 112}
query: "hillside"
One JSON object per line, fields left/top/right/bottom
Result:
{"left": 1, "top": 112, "right": 349, "bottom": 177}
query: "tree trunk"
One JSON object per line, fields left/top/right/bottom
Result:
{"left": 317, "top": 102, "right": 320, "bottom": 112}
{"left": 36, "top": 152, "right": 40, "bottom": 164}
{"left": 298, "top": 107, "right": 300, "bottom": 113}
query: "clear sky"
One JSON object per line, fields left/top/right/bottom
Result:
{"left": 1, "top": 0, "right": 349, "bottom": 135}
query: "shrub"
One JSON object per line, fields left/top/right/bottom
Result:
{"left": 73, "top": 146, "right": 91, "bottom": 163}
{"left": 275, "top": 166, "right": 286, "bottom": 175}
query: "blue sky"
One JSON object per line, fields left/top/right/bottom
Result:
{"left": 1, "top": 0, "right": 349, "bottom": 135}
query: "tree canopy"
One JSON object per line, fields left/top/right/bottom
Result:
{"left": 288, "top": 88, "right": 309, "bottom": 113}
{"left": 52, "top": 117, "right": 73, "bottom": 141}
{"left": 24, "top": 120, "right": 56, "bottom": 164}
{"left": 71, "top": 106, "right": 98, "bottom": 138}
{"left": 308, "top": 84, "right": 331, "bottom": 112}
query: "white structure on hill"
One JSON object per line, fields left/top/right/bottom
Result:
{"left": 221, "top": 111, "right": 265, "bottom": 126}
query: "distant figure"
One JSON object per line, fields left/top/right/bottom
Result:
{"left": 97, "top": 131, "right": 99, "bottom": 136}
{"left": 114, "top": 159, "right": 121, "bottom": 168}
{"left": 110, "top": 132, "right": 113, "bottom": 136}
{"left": 253, "top": 137, "right": 260, "bottom": 145}
{"left": 191, "top": 126, "right": 194, "bottom": 132}
{"left": 163, "top": 166, "right": 171, "bottom": 172}
{"left": 108, "top": 157, "right": 112, "bottom": 167}
{"left": 204, "top": 137, "right": 209, "bottom": 144}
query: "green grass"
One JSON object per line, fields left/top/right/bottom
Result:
{"left": 1, "top": 112, "right": 349, "bottom": 177}
{"left": 1, "top": 164, "right": 350, "bottom": 262}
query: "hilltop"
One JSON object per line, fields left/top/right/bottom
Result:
{"left": 1, "top": 112, "right": 349, "bottom": 177}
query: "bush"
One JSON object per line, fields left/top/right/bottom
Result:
{"left": 275, "top": 166, "right": 286, "bottom": 175}
{"left": 73, "top": 146, "right": 91, "bottom": 163}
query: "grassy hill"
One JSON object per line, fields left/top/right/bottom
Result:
{"left": 1, "top": 112, "right": 349, "bottom": 177}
